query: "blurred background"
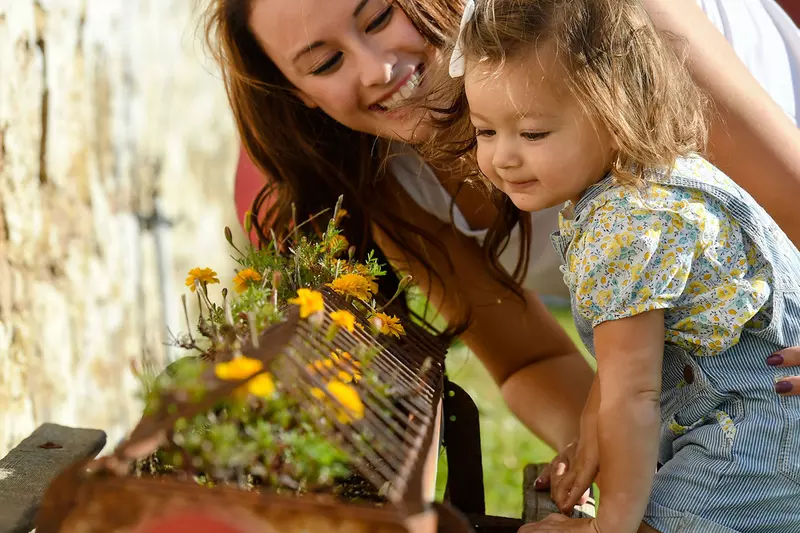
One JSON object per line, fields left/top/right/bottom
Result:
{"left": 0, "top": 0, "right": 244, "bottom": 458}
{"left": 0, "top": 0, "right": 588, "bottom": 519}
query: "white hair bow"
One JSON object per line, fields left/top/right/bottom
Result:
{"left": 448, "top": 0, "right": 477, "bottom": 78}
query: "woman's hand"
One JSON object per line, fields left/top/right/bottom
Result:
{"left": 767, "top": 347, "right": 800, "bottom": 396}
{"left": 519, "top": 514, "right": 600, "bottom": 533}
{"left": 533, "top": 445, "right": 596, "bottom": 515}
{"left": 550, "top": 438, "right": 598, "bottom": 514}
{"left": 536, "top": 376, "right": 601, "bottom": 513}
{"left": 534, "top": 439, "right": 597, "bottom": 515}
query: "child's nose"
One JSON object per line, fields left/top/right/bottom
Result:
{"left": 492, "top": 139, "right": 522, "bottom": 169}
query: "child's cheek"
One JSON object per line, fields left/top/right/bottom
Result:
{"left": 475, "top": 146, "right": 497, "bottom": 187}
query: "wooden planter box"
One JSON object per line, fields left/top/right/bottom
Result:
{"left": 35, "top": 462, "right": 438, "bottom": 533}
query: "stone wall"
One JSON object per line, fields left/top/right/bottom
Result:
{"left": 0, "top": 0, "right": 243, "bottom": 456}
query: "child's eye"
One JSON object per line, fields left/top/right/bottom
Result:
{"left": 366, "top": 4, "right": 394, "bottom": 33}
{"left": 522, "top": 131, "right": 550, "bottom": 141}
{"left": 311, "top": 52, "right": 344, "bottom": 76}
{"left": 475, "top": 129, "right": 495, "bottom": 138}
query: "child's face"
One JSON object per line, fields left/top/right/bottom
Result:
{"left": 465, "top": 44, "right": 616, "bottom": 211}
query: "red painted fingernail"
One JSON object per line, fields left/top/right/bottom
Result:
{"left": 766, "top": 354, "right": 784, "bottom": 366}
{"left": 776, "top": 380, "right": 793, "bottom": 394}
{"left": 534, "top": 477, "right": 545, "bottom": 488}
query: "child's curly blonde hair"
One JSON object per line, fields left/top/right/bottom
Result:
{"left": 424, "top": 0, "right": 709, "bottom": 186}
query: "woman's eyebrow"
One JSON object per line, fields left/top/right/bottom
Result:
{"left": 292, "top": 0, "right": 370, "bottom": 64}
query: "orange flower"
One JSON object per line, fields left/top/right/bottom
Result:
{"left": 327, "top": 273, "right": 376, "bottom": 301}
{"left": 329, "top": 310, "right": 356, "bottom": 333}
{"left": 185, "top": 267, "right": 219, "bottom": 292}
{"left": 371, "top": 312, "right": 405, "bottom": 338}
{"left": 232, "top": 268, "right": 262, "bottom": 294}
{"left": 288, "top": 288, "right": 325, "bottom": 318}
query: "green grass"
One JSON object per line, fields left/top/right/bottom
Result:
{"left": 433, "top": 305, "right": 591, "bottom": 518}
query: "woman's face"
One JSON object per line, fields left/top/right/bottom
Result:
{"left": 250, "top": 0, "right": 440, "bottom": 143}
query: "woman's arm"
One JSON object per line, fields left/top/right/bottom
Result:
{"left": 592, "top": 312, "right": 664, "bottom": 533}
{"left": 373, "top": 184, "right": 594, "bottom": 451}
{"left": 643, "top": 0, "right": 800, "bottom": 246}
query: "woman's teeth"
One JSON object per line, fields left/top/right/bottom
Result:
{"left": 375, "top": 70, "right": 423, "bottom": 112}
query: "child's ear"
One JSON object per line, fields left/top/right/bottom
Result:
{"left": 294, "top": 90, "right": 318, "bottom": 109}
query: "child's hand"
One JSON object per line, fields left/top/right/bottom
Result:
{"left": 551, "top": 438, "right": 598, "bottom": 514}
{"left": 518, "top": 514, "right": 600, "bottom": 533}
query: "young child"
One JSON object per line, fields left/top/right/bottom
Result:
{"left": 436, "top": 0, "right": 800, "bottom": 531}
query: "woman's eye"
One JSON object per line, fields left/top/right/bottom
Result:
{"left": 366, "top": 4, "right": 394, "bottom": 33}
{"left": 522, "top": 131, "right": 550, "bottom": 141}
{"left": 309, "top": 3, "right": 394, "bottom": 76}
{"left": 311, "top": 52, "right": 344, "bottom": 76}
{"left": 475, "top": 129, "right": 495, "bottom": 138}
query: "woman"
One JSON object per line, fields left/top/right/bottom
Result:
{"left": 210, "top": 0, "right": 800, "bottom": 458}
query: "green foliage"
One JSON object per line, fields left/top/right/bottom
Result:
{"left": 133, "top": 199, "right": 404, "bottom": 499}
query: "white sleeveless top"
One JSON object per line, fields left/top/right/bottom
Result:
{"left": 391, "top": 0, "right": 800, "bottom": 303}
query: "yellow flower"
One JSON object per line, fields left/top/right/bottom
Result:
{"left": 331, "top": 350, "right": 362, "bottom": 383}
{"left": 247, "top": 373, "right": 276, "bottom": 398}
{"left": 215, "top": 356, "right": 263, "bottom": 381}
{"left": 327, "top": 273, "right": 376, "bottom": 301}
{"left": 596, "top": 289, "right": 614, "bottom": 308}
{"left": 614, "top": 233, "right": 635, "bottom": 248}
{"left": 215, "top": 357, "right": 276, "bottom": 399}
{"left": 686, "top": 281, "right": 708, "bottom": 296}
{"left": 329, "top": 310, "right": 356, "bottom": 332}
{"left": 311, "top": 380, "right": 365, "bottom": 424}
{"left": 372, "top": 312, "right": 406, "bottom": 338}
{"left": 308, "top": 351, "right": 362, "bottom": 383}
{"left": 715, "top": 285, "right": 737, "bottom": 301}
{"left": 232, "top": 268, "right": 263, "bottom": 294}
{"left": 288, "top": 288, "right": 325, "bottom": 318}
{"left": 185, "top": 267, "right": 219, "bottom": 292}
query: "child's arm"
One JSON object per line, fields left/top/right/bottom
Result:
{"left": 592, "top": 311, "right": 664, "bottom": 533}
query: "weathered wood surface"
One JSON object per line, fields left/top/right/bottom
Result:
{"left": 0, "top": 423, "right": 106, "bottom": 533}
{"left": 522, "top": 464, "right": 596, "bottom": 523}
{"left": 0, "top": 0, "right": 242, "bottom": 457}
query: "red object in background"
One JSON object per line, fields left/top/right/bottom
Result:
{"left": 776, "top": 0, "right": 800, "bottom": 26}
{"left": 234, "top": 148, "right": 272, "bottom": 245}
{"left": 137, "top": 512, "right": 248, "bottom": 533}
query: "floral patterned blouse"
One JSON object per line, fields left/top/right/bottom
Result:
{"left": 558, "top": 156, "right": 773, "bottom": 356}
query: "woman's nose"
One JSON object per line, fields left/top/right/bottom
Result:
{"left": 359, "top": 48, "right": 397, "bottom": 87}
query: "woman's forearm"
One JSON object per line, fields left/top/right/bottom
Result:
{"left": 501, "top": 350, "right": 594, "bottom": 451}
{"left": 643, "top": 0, "right": 800, "bottom": 246}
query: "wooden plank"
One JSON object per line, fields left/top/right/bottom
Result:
{"left": 522, "top": 464, "right": 596, "bottom": 523}
{"left": 0, "top": 423, "right": 106, "bottom": 533}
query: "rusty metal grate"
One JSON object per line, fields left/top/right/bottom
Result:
{"left": 278, "top": 289, "right": 447, "bottom": 507}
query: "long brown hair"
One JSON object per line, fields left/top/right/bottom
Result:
{"left": 203, "top": 0, "right": 532, "bottom": 336}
